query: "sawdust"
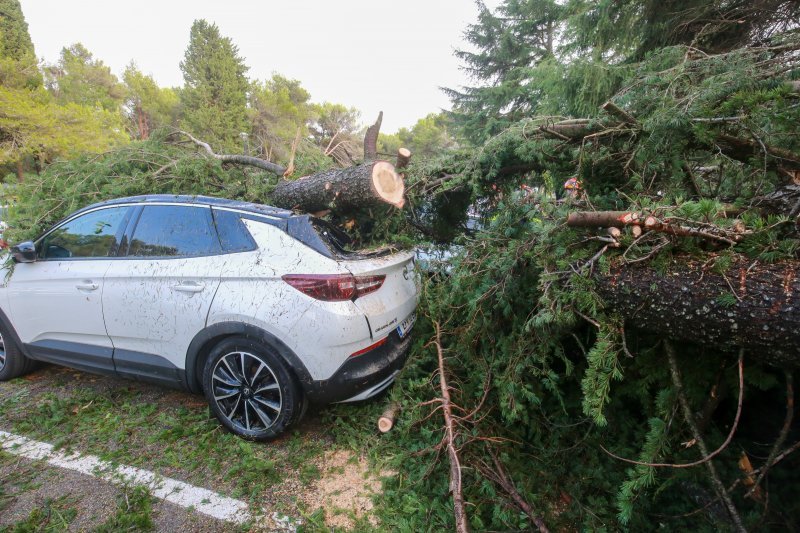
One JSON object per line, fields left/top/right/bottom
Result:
{"left": 302, "top": 449, "right": 387, "bottom": 530}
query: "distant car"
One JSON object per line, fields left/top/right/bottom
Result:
{"left": 0, "top": 195, "right": 418, "bottom": 440}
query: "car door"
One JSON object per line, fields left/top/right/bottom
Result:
{"left": 102, "top": 204, "right": 225, "bottom": 385}
{"left": 6, "top": 205, "right": 132, "bottom": 374}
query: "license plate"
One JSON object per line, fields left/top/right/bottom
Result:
{"left": 396, "top": 312, "right": 417, "bottom": 339}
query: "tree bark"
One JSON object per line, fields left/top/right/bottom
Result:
{"left": 272, "top": 160, "right": 405, "bottom": 212}
{"left": 757, "top": 184, "right": 800, "bottom": 219}
{"left": 596, "top": 257, "right": 800, "bottom": 368}
{"left": 363, "top": 111, "right": 383, "bottom": 160}
{"left": 396, "top": 147, "right": 412, "bottom": 169}
{"left": 567, "top": 211, "right": 642, "bottom": 228}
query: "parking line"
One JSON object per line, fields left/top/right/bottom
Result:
{"left": 0, "top": 430, "right": 254, "bottom": 525}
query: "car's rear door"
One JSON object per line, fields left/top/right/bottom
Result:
{"left": 102, "top": 203, "right": 226, "bottom": 385}
{"left": 6, "top": 205, "right": 133, "bottom": 373}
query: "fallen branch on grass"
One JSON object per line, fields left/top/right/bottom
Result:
{"left": 433, "top": 321, "right": 470, "bottom": 533}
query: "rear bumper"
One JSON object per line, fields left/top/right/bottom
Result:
{"left": 303, "top": 331, "right": 412, "bottom": 404}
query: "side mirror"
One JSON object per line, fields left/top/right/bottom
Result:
{"left": 11, "top": 241, "right": 37, "bottom": 263}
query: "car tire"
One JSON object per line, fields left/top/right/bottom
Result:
{"left": 0, "top": 321, "right": 35, "bottom": 381}
{"left": 202, "top": 336, "right": 302, "bottom": 441}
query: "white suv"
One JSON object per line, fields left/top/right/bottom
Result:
{"left": 0, "top": 195, "right": 418, "bottom": 440}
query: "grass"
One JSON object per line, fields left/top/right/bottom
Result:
{"left": 0, "top": 495, "right": 78, "bottom": 532}
{"left": 0, "top": 375, "right": 330, "bottom": 506}
{"left": 0, "top": 451, "right": 43, "bottom": 515}
{"left": 94, "top": 486, "right": 154, "bottom": 532}
{"left": 0, "top": 367, "right": 379, "bottom": 530}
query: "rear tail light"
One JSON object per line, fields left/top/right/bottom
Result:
{"left": 349, "top": 336, "right": 388, "bottom": 358}
{"left": 282, "top": 274, "right": 385, "bottom": 301}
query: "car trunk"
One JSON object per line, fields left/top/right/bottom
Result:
{"left": 342, "top": 250, "right": 418, "bottom": 339}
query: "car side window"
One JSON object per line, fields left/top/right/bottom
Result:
{"left": 38, "top": 207, "right": 129, "bottom": 259}
{"left": 128, "top": 205, "right": 221, "bottom": 258}
{"left": 212, "top": 208, "right": 257, "bottom": 253}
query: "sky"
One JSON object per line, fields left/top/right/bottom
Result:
{"left": 19, "top": 0, "right": 500, "bottom": 133}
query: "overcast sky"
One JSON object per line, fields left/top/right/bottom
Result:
{"left": 19, "top": 0, "right": 500, "bottom": 133}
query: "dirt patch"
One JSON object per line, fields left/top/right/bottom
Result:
{"left": 302, "top": 449, "right": 389, "bottom": 530}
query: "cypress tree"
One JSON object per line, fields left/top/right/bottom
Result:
{"left": 179, "top": 20, "right": 249, "bottom": 153}
{"left": 0, "top": 0, "right": 41, "bottom": 88}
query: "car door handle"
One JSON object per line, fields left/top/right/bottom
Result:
{"left": 172, "top": 282, "right": 205, "bottom": 293}
{"left": 76, "top": 281, "right": 99, "bottom": 291}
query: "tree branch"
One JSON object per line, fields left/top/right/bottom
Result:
{"left": 600, "top": 350, "right": 744, "bottom": 469}
{"left": 668, "top": 342, "right": 747, "bottom": 533}
{"left": 434, "top": 321, "right": 470, "bottom": 533}
{"left": 174, "top": 130, "right": 287, "bottom": 176}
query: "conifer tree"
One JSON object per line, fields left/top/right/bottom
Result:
{"left": 0, "top": 0, "right": 41, "bottom": 89}
{"left": 249, "top": 74, "right": 313, "bottom": 162}
{"left": 179, "top": 20, "right": 249, "bottom": 152}
{"left": 44, "top": 43, "right": 126, "bottom": 113}
{"left": 446, "top": 0, "right": 561, "bottom": 144}
{"left": 123, "top": 63, "right": 179, "bottom": 140}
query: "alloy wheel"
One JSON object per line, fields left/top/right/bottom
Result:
{"left": 210, "top": 351, "right": 283, "bottom": 433}
{"left": 0, "top": 332, "right": 5, "bottom": 371}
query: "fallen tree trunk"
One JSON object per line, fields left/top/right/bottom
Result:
{"left": 596, "top": 257, "right": 800, "bottom": 368}
{"left": 758, "top": 184, "right": 800, "bottom": 219}
{"left": 271, "top": 160, "right": 405, "bottom": 212}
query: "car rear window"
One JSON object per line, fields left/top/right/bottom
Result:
{"left": 309, "top": 218, "right": 353, "bottom": 255}
{"left": 128, "top": 205, "right": 221, "bottom": 257}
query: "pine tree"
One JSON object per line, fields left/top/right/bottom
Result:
{"left": 249, "top": 74, "right": 313, "bottom": 163}
{"left": 179, "top": 20, "right": 249, "bottom": 153}
{"left": 123, "top": 63, "right": 179, "bottom": 140}
{"left": 44, "top": 43, "right": 126, "bottom": 113}
{"left": 0, "top": 0, "right": 41, "bottom": 89}
{"left": 308, "top": 102, "right": 361, "bottom": 165}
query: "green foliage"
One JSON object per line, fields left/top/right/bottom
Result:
{"left": 123, "top": 63, "right": 179, "bottom": 139}
{"left": 3, "top": 496, "right": 78, "bottom": 532}
{"left": 4, "top": 134, "right": 276, "bottom": 240}
{"left": 249, "top": 74, "right": 314, "bottom": 164}
{"left": 0, "top": 0, "right": 41, "bottom": 89}
{"left": 179, "top": 19, "right": 249, "bottom": 152}
{"left": 308, "top": 101, "right": 362, "bottom": 165}
{"left": 446, "top": 0, "right": 562, "bottom": 143}
{"left": 0, "top": 85, "right": 127, "bottom": 168}
{"left": 379, "top": 113, "right": 458, "bottom": 159}
{"left": 44, "top": 43, "right": 126, "bottom": 112}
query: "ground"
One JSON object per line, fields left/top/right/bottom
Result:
{"left": 0, "top": 365, "right": 392, "bottom": 531}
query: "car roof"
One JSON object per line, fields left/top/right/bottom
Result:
{"left": 75, "top": 194, "right": 294, "bottom": 219}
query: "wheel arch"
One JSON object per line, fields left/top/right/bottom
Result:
{"left": 0, "top": 305, "right": 28, "bottom": 357}
{"left": 184, "top": 322, "right": 313, "bottom": 394}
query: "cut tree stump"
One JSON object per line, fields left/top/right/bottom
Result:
{"left": 378, "top": 402, "right": 400, "bottom": 433}
{"left": 396, "top": 148, "right": 412, "bottom": 169}
{"left": 271, "top": 160, "right": 405, "bottom": 213}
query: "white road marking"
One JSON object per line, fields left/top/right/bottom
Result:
{"left": 0, "top": 430, "right": 277, "bottom": 526}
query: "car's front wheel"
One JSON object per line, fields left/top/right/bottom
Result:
{"left": 202, "top": 337, "right": 302, "bottom": 440}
